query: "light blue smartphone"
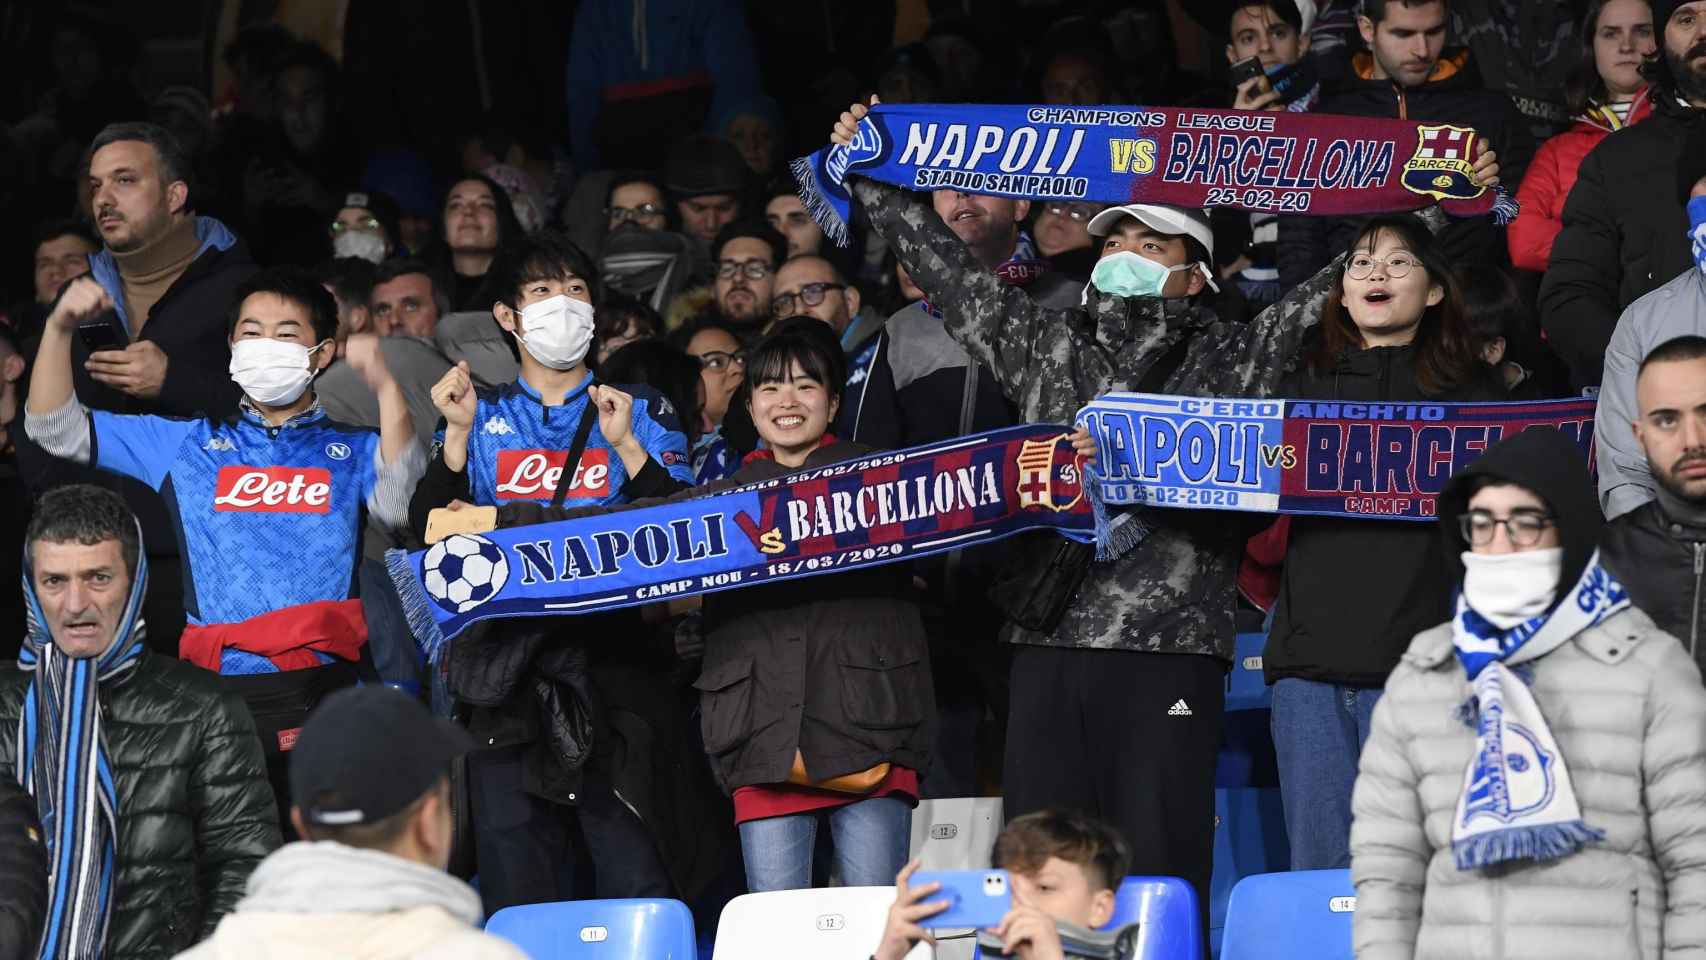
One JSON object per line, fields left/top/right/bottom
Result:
{"left": 911, "top": 869, "right": 1014, "bottom": 929}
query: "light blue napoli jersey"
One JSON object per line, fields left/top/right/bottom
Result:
{"left": 90, "top": 403, "right": 382, "bottom": 625}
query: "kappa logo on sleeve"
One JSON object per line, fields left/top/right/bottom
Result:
{"left": 214, "top": 466, "right": 333, "bottom": 513}
{"left": 495, "top": 449, "right": 612, "bottom": 500}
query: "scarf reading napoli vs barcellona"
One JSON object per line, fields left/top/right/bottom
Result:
{"left": 388, "top": 396, "right": 1596, "bottom": 651}
{"left": 16, "top": 536, "right": 149, "bottom": 959}
{"left": 1448, "top": 554, "right": 1628, "bottom": 870}
{"left": 793, "top": 103, "right": 1511, "bottom": 245}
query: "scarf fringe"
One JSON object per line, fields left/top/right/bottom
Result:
{"left": 1086, "top": 475, "right": 1151, "bottom": 562}
{"left": 1451, "top": 820, "right": 1606, "bottom": 871}
{"left": 1490, "top": 187, "right": 1520, "bottom": 227}
{"left": 385, "top": 548, "right": 448, "bottom": 665}
{"left": 790, "top": 155, "right": 850, "bottom": 248}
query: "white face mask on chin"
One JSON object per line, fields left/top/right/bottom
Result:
{"left": 229, "top": 338, "right": 324, "bottom": 406}
{"left": 1460, "top": 547, "right": 1564, "bottom": 629}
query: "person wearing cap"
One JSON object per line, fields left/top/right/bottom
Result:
{"left": 1540, "top": 0, "right": 1706, "bottom": 391}
{"left": 666, "top": 134, "right": 752, "bottom": 253}
{"left": 330, "top": 190, "right": 401, "bottom": 263}
{"left": 1259, "top": 214, "right": 1506, "bottom": 872}
{"left": 1350, "top": 427, "right": 1706, "bottom": 960}
{"left": 176, "top": 686, "right": 525, "bottom": 960}
{"left": 1276, "top": 0, "right": 1533, "bottom": 295}
{"left": 0, "top": 484, "right": 279, "bottom": 959}
{"left": 831, "top": 98, "right": 1501, "bottom": 924}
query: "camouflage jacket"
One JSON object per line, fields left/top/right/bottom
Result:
{"left": 852, "top": 178, "right": 1341, "bottom": 661}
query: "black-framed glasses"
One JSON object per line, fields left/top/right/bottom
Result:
{"left": 1458, "top": 510, "right": 1556, "bottom": 547}
{"left": 695, "top": 350, "right": 746, "bottom": 371}
{"left": 329, "top": 217, "right": 381, "bottom": 235}
{"left": 771, "top": 282, "right": 845, "bottom": 317}
{"left": 1346, "top": 254, "right": 1418, "bottom": 280}
{"left": 718, "top": 259, "right": 773, "bottom": 281}
{"left": 1042, "top": 202, "right": 1101, "bottom": 223}
{"left": 606, "top": 203, "right": 666, "bottom": 223}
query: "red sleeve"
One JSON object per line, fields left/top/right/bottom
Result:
{"left": 1506, "top": 135, "right": 1571, "bottom": 272}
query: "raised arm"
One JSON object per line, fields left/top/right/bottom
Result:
{"left": 850, "top": 177, "right": 1065, "bottom": 409}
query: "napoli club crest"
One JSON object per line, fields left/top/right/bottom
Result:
{"left": 1015, "top": 435, "right": 1085, "bottom": 513}
{"left": 826, "top": 114, "right": 887, "bottom": 187}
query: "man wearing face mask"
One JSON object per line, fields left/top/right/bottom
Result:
{"left": 1351, "top": 427, "right": 1706, "bottom": 957}
{"left": 831, "top": 98, "right": 1503, "bottom": 926}
{"left": 407, "top": 229, "right": 694, "bottom": 914}
{"left": 27, "top": 269, "right": 426, "bottom": 824}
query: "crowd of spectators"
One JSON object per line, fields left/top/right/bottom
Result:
{"left": 6, "top": 0, "right": 1706, "bottom": 957}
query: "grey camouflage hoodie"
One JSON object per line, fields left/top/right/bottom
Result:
{"left": 852, "top": 178, "right": 1347, "bottom": 661}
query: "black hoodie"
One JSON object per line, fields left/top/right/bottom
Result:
{"left": 1436, "top": 426, "right": 1602, "bottom": 616}
{"left": 1277, "top": 49, "right": 1536, "bottom": 291}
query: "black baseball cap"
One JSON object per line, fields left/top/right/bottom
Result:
{"left": 289, "top": 686, "right": 474, "bottom": 827}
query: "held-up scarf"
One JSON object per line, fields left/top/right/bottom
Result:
{"left": 388, "top": 399, "right": 1600, "bottom": 653}
{"left": 794, "top": 103, "right": 1509, "bottom": 246}
{"left": 16, "top": 542, "right": 149, "bottom": 959}
{"left": 1448, "top": 554, "right": 1627, "bottom": 870}
{"left": 1077, "top": 393, "right": 1597, "bottom": 558}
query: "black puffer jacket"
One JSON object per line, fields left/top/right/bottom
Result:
{"left": 1538, "top": 93, "right": 1706, "bottom": 388}
{"left": 0, "top": 775, "right": 46, "bottom": 960}
{"left": 1278, "top": 49, "right": 1536, "bottom": 291}
{"left": 693, "top": 443, "right": 934, "bottom": 789}
{"left": 1264, "top": 342, "right": 1507, "bottom": 688}
{"left": 0, "top": 654, "right": 281, "bottom": 959}
{"left": 1602, "top": 494, "right": 1706, "bottom": 661}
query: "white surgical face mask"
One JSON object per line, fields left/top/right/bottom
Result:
{"left": 1460, "top": 547, "right": 1564, "bottom": 629}
{"left": 229, "top": 338, "right": 322, "bottom": 406}
{"left": 516, "top": 294, "right": 595, "bottom": 370}
{"left": 332, "top": 229, "right": 386, "bottom": 264}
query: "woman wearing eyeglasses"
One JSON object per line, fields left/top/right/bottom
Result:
{"left": 1261, "top": 214, "right": 1508, "bottom": 872}
{"left": 1351, "top": 427, "right": 1706, "bottom": 960}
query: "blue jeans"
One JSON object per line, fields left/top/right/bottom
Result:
{"left": 738, "top": 796, "right": 912, "bottom": 891}
{"left": 1270, "top": 678, "right": 1382, "bottom": 870}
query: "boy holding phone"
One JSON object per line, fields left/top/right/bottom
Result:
{"left": 872, "top": 811, "right": 1129, "bottom": 960}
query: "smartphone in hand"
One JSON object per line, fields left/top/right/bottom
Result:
{"left": 77, "top": 310, "right": 129, "bottom": 354}
{"left": 910, "top": 870, "right": 1014, "bottom": 930}
{"left": 1229, "top": 56, "right": 1267, "bottom": 91}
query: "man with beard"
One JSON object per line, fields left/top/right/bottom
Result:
{"left": 17, "top": 122, "right": 257, "bottom": 657}
{"left": 709, "top": 219, "right": 785, "bottom": 330}
{"left": 1604, "top": 336, "right": 1706, "bottom": 663}
{"left": 1541, "top": 0, "right": 1706, "bottom": 390}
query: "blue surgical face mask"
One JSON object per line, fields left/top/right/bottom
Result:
{"left": 1089, "top": 251, "right": 1193, "bottom": 300}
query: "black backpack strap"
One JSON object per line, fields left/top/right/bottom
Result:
{"left": 551, "top": 385, "right": 602, "bottom": 509}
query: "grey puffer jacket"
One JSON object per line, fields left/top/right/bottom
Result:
{"left": 1350, "top": 609, "right": 1706, "bottom": 959}
{"left": 853, "top": 177, "right": 1345, "bottom": 661}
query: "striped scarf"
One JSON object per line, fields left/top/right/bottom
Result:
{"left": 15, "top": 548, "right": 148, "bottom": 959}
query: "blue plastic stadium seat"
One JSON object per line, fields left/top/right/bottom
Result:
{"left": 1107, "top": 876, "right": 1203, "bottom": 960}
{"left": 972, "top": 876, "right": 1201, "bottom": 960}
{"left": 1219, "top": 869, "right": 1355, "bottom": 960}
{"left": 1225, "top": 633, "right": 1271, "bottom": 712}
{"left": 486, "top": 898, "right": 697, "bottom": 959}
{"left": 1209, "top": 787, "right": 1291, "bottom": 952}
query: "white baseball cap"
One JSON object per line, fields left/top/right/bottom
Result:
{"left": 1086, "top": 203, "right": 1219, "bottom": 291}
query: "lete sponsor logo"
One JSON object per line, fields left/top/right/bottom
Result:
{"left": 214, "top": 466, "right": 333, "bottom": 512}
{"left": 495, "top": 449, "right": 612, "bottom": 500}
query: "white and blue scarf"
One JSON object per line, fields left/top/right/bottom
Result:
{"left": 15, "top": 547, "right": 149, "bottom": 958}
{"left": 1449, "top": 553, "right": 1627, "bottom": 870}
